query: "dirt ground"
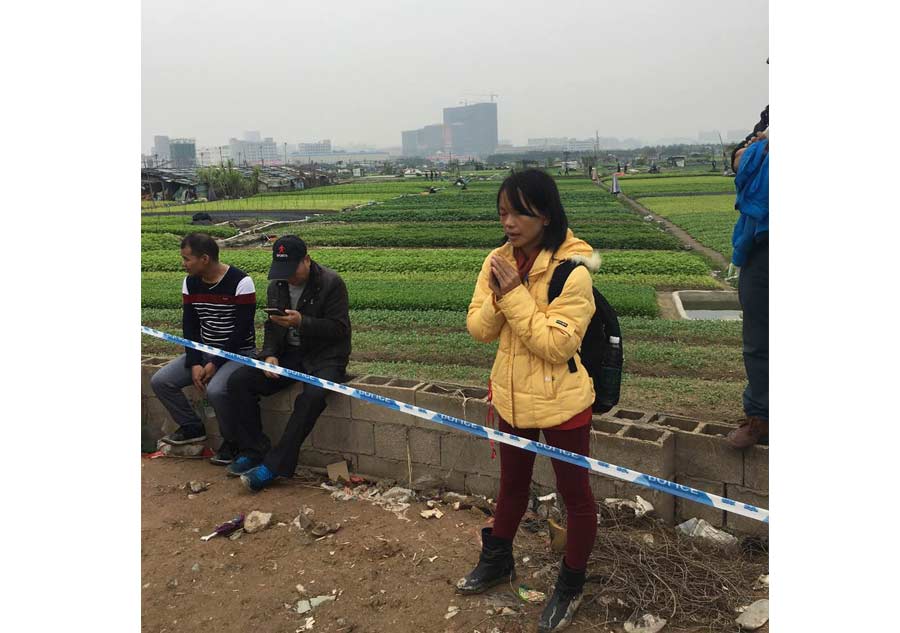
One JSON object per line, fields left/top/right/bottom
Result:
{"left": 142, "top": 458, "right": 767, "bottom": 633}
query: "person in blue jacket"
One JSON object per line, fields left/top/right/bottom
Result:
{"left": 727, "top": 129, "right": 769, "bottom": 448}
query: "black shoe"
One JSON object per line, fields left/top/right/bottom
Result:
{"left": 160, "top": 425, "right": 207, "bottom": 446}
{"left": 455, "top": 527, "right": 516, "bottom": 594}
{"left": 538, "top": 559, "right": 586, "bottom": 632}
{"left": 210, "top": 441, "right": 237, "bottom": 465}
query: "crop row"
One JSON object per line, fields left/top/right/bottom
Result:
{"left": 140, "top": 222, "right": 238, "bottom": 238}
{"left": 141, "top": 247, "right": 711, "bottom": 276}
{"left": 265, "top": 220, "right": 682, "bottom": 250}
{"left": 143, "top": 308, "right": 741, "bottom": 345}
{"left": 611, "top": 175, "right": 736, "bottom": 197}
{"left": 141, "top": 272, "right": 660, "bottom": 317}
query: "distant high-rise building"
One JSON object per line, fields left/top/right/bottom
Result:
{"left": 443, "top": 103, "right": 498, "bottom": 157}
{"left": 400, "top": 124, "right": 445, "bottom": 156}
{"left": 196, "top": 145, "right": 232, "bottom": 166}
{"left": 422, "top": 124, "right": 445, "bottom": 153}
{"left": 401, "top": 130, "right": 419, "bottom": 157}
{"left": 229, "top": 136, "right": 279, "bottom": 165}
{"left": 244, "top": 130, "right": 261, "bottom": 143}
{"left": 169, "top": 138, "right": 196, "bottom": 168}
{"left": 152, "top": 135, "right": 170, "bottom": 164}
{"left": 297, "top": 140, "right": 332, "bottom": 154}
{"left": 527, "top": 137, "right": 597, "bottom": 152}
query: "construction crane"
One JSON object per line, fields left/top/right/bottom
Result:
{"left": 461, "top": 93, "right": 500, "bottom": 105}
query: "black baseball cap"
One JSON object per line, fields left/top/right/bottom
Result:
{"left": 268, "top": 235, "right": 308, "bottom": 280}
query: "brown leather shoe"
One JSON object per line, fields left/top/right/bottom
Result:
{"left": 726, "top": 416, "right": 769, "bottom": 449}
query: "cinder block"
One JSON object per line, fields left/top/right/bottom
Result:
{"left": 415, "top": 383, "right": 466, "bottom": 421}
{"left": 297, "top": 448, "right": 358, "bottom": 472}
{"left": 373, "top": 423, "right": 443, "bottom": 466}
{"left": 441, "top": 432, "right": 501, "bottom": 477}
{"left": 590, "top": 423, "right": 674, "bottom": 477}
{"left": 408, "top": 428, "right": 442, "bottom": 466}
{"left": 356, "top": 454, "right": 411, "bottom": 482}
{"left": 323, "top": 391, "right": 351, "bottom": 419}
{"left": 141, "top": 396, "right": 168, "bottom": 444}
{"left": 743, "top": 445, "right": 769, "bottom": 491}
{"left": 587, "top": 421, "right": 675, "bottom": 523}
{"left": 670, "top": 421, "right": 744, "bottom": 484}
{"left": 350, "top": 376, "right": 424, "bottom": 425}
{"left": 465, "top": 474, "right": 500, "bottom": 499}
{"left": 654, "top": 414, "right": 702, "bottom": 434}
{"left": 309, "top": 416, "right": 374, "bottom": 455}
{"left": 602, "top": 407, "right": 660, "bottom": 425}
{"left": 462, "top": 390, "right": 491, "bottom": 426}
{"left": 589, "top": 473, "right": 619, "bottom": 502}
{"left": 675, "top": 475, "right": 726, "bottom": 528}
{"left": 259, "top": 383, "right": 351, "bottom": 418}
{"left": 407, "top": 463, "right": 466, "bottom": 493}
{"left": 143, "top": 396, "right": 177, "bottom": 436}
{"left": 374, "top": 423, "right": 408, "bottom": 461}
{"left": 724, "top": 485, "right": 769, "bottom": 536}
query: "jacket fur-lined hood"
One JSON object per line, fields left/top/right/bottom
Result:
{"left": 554, "top": 230, "right": 602, "bottom": 272}
{"left": 565, "top": 251, "right": 602, "bottom": 273}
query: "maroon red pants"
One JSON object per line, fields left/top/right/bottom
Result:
{"left": 491, "top": 418, "right": 598, "bottom": 571}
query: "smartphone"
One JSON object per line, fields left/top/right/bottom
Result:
{"left": 263, "top": 307, "right": 287, "bottom": 317}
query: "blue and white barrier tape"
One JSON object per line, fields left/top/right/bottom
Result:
{"left": 141, "top": 326, "right": 769, "bottom": 523}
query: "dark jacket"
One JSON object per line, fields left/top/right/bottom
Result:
{"left": 259, "top": 261, "right": 351, "bottom": 375}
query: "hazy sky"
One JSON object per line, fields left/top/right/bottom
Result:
{"left": 142, "top": 0, "right": 768, "bottom": 151}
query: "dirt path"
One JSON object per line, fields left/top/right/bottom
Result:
{"left": 142, "top": 458, "right": 766, "bottom": 633}
{"left": 595, "top": 181, "right": 730, "bottom": 271}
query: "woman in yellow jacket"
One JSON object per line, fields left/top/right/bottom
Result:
{"left": 457, "top": 169, "right": 601, "bottom": 632}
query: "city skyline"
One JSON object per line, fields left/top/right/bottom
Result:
{"left": 142, "top": 0, "right": 767, "bottom": 153}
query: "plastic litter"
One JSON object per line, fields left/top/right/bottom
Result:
{"left": 200, "top": 515, "right": 244, "bottom": 541}
{"left": 676, "top": 518, "right": 738, "bottom": 547}
{"left": 517, "top": 585, "right": 546, "bottom": 604}
{"left": 624, "top": 614, "right": 668, "bottom": 633}
{"left": 604, "top": 495, "right": 655, "bottom": 518}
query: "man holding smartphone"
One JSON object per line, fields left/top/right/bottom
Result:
{"left": 150, "top": 233, "right": 256, "bottom": 462}
{"left": 224, "top": 235, "right": 351, "bottom": 491}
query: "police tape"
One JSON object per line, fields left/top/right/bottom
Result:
{"left": 141, "top": 326, "right": 769, "bottom": 523}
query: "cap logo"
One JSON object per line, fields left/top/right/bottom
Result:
{"left": 278, "top": 245, "right": 285, "bottom": 253}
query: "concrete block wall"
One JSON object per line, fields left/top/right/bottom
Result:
{"left": 141, "top": 360, "right": 768, "bottom": 533}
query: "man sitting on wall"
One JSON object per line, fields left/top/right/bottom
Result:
{"left": 151, "top": 233, "right": 256, "bottom": 463}
{"left": 225, "top": 236, "right": 352, "bottom": 491}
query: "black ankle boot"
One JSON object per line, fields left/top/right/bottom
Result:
{"left": 455, "top": 527, "right": 515, "bottom": 594}
{"left": 537, "top": 559, "right": 586, "bottom": 632}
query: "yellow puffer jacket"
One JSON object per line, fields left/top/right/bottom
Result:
{"left": 467, "top": 229, "right": 600, "bottom": 429}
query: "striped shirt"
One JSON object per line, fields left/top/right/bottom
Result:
{"left": 182, "top": 266, "right": 256, "bottom": 368}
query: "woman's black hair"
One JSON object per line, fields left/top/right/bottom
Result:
{"left": 180, "top": 232, "right": 219, "bottom": 261}
{"left": 496, "top": 169, "right": 569, "bottom": 252}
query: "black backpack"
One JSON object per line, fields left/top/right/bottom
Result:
{"left": 547, "top": 260, "right": 623, "bottom": 413}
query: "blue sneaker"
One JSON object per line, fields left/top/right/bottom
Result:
{"left": 226, "top": 456, "right": 261, "bottom": 477}
{"left": 241, "top": 464, "right": 277, "bottom": 492}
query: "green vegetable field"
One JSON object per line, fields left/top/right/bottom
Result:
{"left": 140, "top": 174, "right": 746, "bottom": 420}
{"left": 638, "top": 194, "right": 738, "bottom": 261}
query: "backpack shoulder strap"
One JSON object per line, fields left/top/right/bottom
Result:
{"left": 548, "top": 260, "right": 579, "bottom": 303}
{"left": 548, "top": 260, "right": 581, "bottom": 374}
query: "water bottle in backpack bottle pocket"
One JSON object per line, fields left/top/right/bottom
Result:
{"left": 547, "top": 261, "right": 623, "bottom": 413}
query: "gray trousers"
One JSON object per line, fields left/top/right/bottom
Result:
{"left": 150, "top": 352, "right": 253, "bottom": 434}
